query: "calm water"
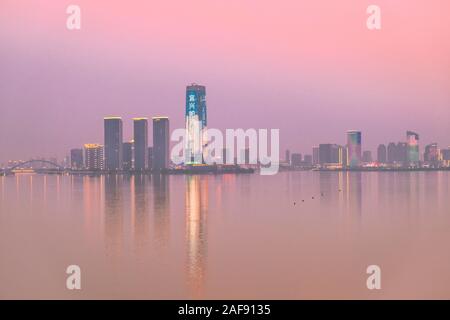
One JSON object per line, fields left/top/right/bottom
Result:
{"left": 1, "top": 171, "right": 450, "bottom": 299}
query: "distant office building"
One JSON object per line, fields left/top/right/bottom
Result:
{"left": 303, "top": 155, "right": 313, "bottom": 166}
{"left": 319, "top": 144, "right": 340, "bottom": 165}
{"left": 84, "top": 144, "right": 104, "bottom": 170}
{"left": 442, "top": 148, "right": 450, "bottom": 167}
{"left": 185, "top": 84, "right": 207, "bottom": 164}
{"left": 377, "top": 144, "right": 387, "bottom": 163}
{"left": 291, "top": 153, "right": 302, "bottom": 166}
{"left": 312, "top": 146, "right": 319, "bottom": 165}
{"left": 362, "top": 150, "right": 372, "bottom": 163}
{"left": 122, "top": 141, "right": 133, "bottom": 171}
{"left": 148, "top": 147, "right": 154, "bottom": 169}
{"left": 387, "top": 142, "right": 396, "bottom": 163}
{"left": 406, "top": 131, "right": 420, "bottom": 165}
{"left": 397, "top": 142, "right": 408, "bottom": 164}
{"left": 347, "top": 130, "right": 362, "bottom": 168}
{"left": 104, "top": 117, "right": 123, "bottom": 170}
{"left": 424, "top": 143, "right": 439, "bottom": 166}
{"left": 153, "top": 117, "right": 170, "bottom": 171}
{"left": 133, "top": 118, "right": 148, "bottom": 170}
{"left": 285, "top": 150, "right": 290, "bottom": 164}
{"left": 70, "top": 148, "right": 83, "bottom": 169}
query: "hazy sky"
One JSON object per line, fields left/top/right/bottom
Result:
{"left": 1, "top": 0, "right": 449, "bottom": 163}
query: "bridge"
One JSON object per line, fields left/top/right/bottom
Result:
{"left": 0, "top": 159, "right": 65, "bottom": 175}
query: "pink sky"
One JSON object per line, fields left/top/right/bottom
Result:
{"left": 0, "top": 0, "right": 449, "bottom": 163}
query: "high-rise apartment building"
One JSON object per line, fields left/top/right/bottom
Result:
{"left": 84, "top": 144, "right": 104, "bottom": 170}
{"left": 133, "top": 118, "right": 148, "bottom": 170}
{"left": 152, "top": 117, "right": 170, "bottom": 171}
{"left": 104, "top": 117, "right": 123, "bottom": 170}
{"left": 122, "top": 141, "right": 133, "bottom": 171}
{"left": 406, "top": 131, "right": 420, "bottom": 165}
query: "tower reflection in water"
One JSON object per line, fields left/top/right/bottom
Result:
{"left": 152, "top": 174, "right": 170, "bottom": 250}
{"left": 104, "top": 175, "right": 124, "bottom": 258}
{"left": 185, "top": 175, "right": 208, "bottom": 298}
{"left": 131, "top": 175, "right": 150, "bottom": 252}
{"left": 344, "top": 172, "right": 362, "bottom": 220}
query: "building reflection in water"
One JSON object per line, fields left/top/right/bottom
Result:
{"left": 104, "top": 175, "right": 124, "bottom": 258}
{"left": 345, "top": 172, "right": 362, "bottom": 219}
{"left": 185, "top": 175, "right": 208, "bottom": 299}
{"left": 152, "top": 174, "right": 170, "bottom": 250}
{"left": 319, "top": 172, "right": 338, "bottom": 205}
{"left": 79, "top": 175, "right": 101, "bottom": 232}
{"left": 131, "top": 175, "right": 150, "bottom": 251}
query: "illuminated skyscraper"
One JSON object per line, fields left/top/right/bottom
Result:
{"left": 185, "top": 84, "right": 207, "bottom": 164}
{"left": 84, "top": 144, "right": 104, "bottom": 170}
{"left": 133, "top": 118, "right": 148, "bottom": 170}
{"left": 104, "top": 117, "right": 123, "bottom": 170}
{"left": 152, "top": 117, "right": 170, "bottom": 171}
{"left": 406, "top": 131, "right": 420, "bottom": 165}
{"left": 346, "top": 130, "right": 362, "bottom": 168}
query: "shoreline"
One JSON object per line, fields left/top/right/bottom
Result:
{"left": 2, "top": 166, "right": 450, "bottom": 176}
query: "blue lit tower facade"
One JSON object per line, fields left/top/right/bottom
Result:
{"left": 347, "top": 130, "right": 362, "bottom": 168}
{"left": 185, "top": 84, "right": 207, "bottom": 164}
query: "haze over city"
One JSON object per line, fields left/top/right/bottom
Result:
{"left": 3, "top": 0, "right": 450, "bottom": 304}
{"left": 1, "top": 0, "right": 449, "bottom": 163}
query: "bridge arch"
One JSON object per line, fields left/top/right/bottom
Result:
{"left": 8, "top": 160, "right": 64, "bottom": 171}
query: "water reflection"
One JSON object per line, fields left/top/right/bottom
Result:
{"left": 132, "top": 175, "right": 150, "bottom": 251}
{"left": 152, "top": 174, "right": 170, "bottom": 250}
{"left": 319, "top": 172, "right": 338, "bottom": 205}
{"left": 345, "top": 172, "right": 362, "bottom": 218}
{"left": 0, "top": 176, "right": 3, "bottom": 204}
{"left": 3, "top": 171, "right": 450, "bottom": 298}
{"left": 185, "top": 175, "right": 209, "bottom": 298}
{"left": 104, "top": 175, "right": 124, "bottom": 258}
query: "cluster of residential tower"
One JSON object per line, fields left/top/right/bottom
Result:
{"left": 286, "top": 130, "right": 450, "bottom": 169}
{"left": 69, "top": 84, "right": 206, "bottom": 172}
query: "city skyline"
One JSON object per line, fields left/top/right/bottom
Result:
{"left": 1, "top": 81, "right": 449, "bottom": 167}
{"left": 2, "top": 115, "right": 450, "bottom": 168}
